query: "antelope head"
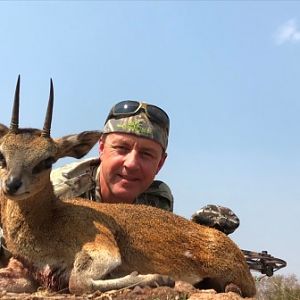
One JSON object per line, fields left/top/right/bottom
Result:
{"left": 0, "top": 76, "right": 101, "bottom": 201}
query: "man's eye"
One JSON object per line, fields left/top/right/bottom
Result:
{"left": 141, "top": 151, "right": 154, "bottom": 159}
{"left": 114, "top": 145, "right": 129, "bottom": 153}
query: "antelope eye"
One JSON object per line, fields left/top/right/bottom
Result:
{"left": 0, "top": 152, "right": 6, "bottom": 168}
{"left": 44, "top": 157, "right": 55, "bottom": 169}
{"left": 32, "top": 157, "right": 55, "bottom": 174}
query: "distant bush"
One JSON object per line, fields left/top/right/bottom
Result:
{"left": 255, "top": 274, "right": 300, "bottom": 300}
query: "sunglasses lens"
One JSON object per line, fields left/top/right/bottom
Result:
{"left": 113, "top": 101, "right": 140, "bottom": 115}
{"left": 147, "top": 105, "right": 170, "bottom": 130}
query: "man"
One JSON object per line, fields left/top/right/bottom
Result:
{"left": 51, "top": 100, "right": 173, "bottom": 211}
{"left": 50, "top": 100, "right": 239, "bottom": 234}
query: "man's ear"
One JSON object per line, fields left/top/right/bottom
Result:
{"left": 156, "top": 152, "right": 167, "bottom": 175}
{"left": 54, "top": 130, "right": 102, "bottom": 159}
{"left": 0, "top": 124, "right": 9, "bottom": 138}
{"left": 98, "top": 134, "right": 107, "bottom": 159}
{"left": 99, "top": 135, "right": 105, "bottom": 152}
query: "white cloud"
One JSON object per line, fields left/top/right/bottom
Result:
{"left": 274, "top": 19, "right": 300, "bottom": 45}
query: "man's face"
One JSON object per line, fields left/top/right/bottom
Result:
{"left": 99, "top": 133, "right": 167, "bottom": 203}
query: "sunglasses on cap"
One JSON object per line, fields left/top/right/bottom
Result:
{"left": 105, "top": 100, "right": 170, "bottom": 133}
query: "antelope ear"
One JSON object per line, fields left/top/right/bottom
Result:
{"left": 0, "top": 124, "right": 9, "bottom": 138}
{"left": 54, "top": 130, "right": 102, "bottom": 159}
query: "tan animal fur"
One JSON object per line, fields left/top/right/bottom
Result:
{"left": 0, "top": 78, "right": 256, "bottom": 297}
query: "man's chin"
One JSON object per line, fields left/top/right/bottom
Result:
{"left": 110, "top": 178, "right": 145, "bottom": 202}
{"left": 112, "top": 188, "right": 139, "bottom": 204}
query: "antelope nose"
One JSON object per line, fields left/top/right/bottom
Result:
{"left": 5, "top": 177, "right": 22, "bottom": 194}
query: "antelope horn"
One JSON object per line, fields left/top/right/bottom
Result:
{"left": 10, "top": 75, "right": 21, "bottom": 133}
{"left": 41, "top": 79, "right": 54, "bottom": 138}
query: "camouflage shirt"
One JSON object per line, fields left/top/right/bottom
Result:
{"left": 50, "top": 157, "right": 173, "bottom": 212}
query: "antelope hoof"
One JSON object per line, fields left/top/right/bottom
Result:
{"left": 144, "top": 274, "right": 175, "bottom": 288}
{"left": 225, "top": 283, "right": 242, "bottom": 296}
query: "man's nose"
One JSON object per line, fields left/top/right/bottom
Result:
{"left": 124, "top": 150, "right": 140, "bottom": 169}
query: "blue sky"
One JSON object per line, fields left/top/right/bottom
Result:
{"left": 0, "top": 1, "right": 299, "bottom": 278}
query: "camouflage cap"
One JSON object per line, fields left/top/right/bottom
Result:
{"left": 191, "top": 204, "right": 240, "bottom": 235}
{"left": 103, "top": 112, "right": 169, "bottom": 150}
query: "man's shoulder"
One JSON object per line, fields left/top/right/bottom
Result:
{"left": 135, "top": 180, "right": 174, "bottom": 212}
{"left": 51, "top": 157, "right": 100, "bottom": 199}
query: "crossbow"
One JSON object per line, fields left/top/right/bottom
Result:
{"left": 242, "top": 250, "right": 287, "bottom": 277}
